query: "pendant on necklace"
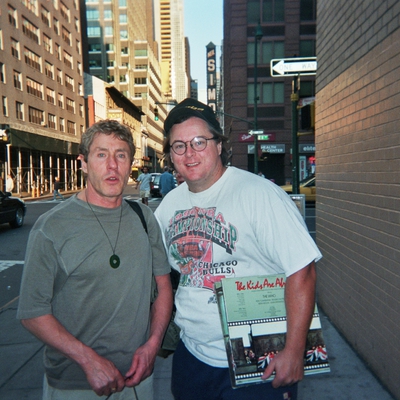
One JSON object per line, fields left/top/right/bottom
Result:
{"left": 110, "top": 254, "right": 120, "bottom": 269}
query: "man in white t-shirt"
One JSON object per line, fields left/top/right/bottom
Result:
{"left": 135, "top": 166, "right": 151, "bottom": 205}
{"left": 155, "top": 98, "right": 322, "bottom": 400}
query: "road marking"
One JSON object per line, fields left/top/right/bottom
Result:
{"left": 0, "top": 260, "right": 24, "bottom": 272}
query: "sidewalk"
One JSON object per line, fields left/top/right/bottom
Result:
{"left": 0, "top": 185, "right": 395, "bottom": 400}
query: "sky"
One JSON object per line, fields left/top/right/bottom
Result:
{"left": 184, "top": 0, "right": 223, "bottom": 103}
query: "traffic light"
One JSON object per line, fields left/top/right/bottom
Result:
{"left": 154, "top": 107, "right": 159, "bottom": 121}
{"left": 300, "top": 102, "right": 315, "bottom": 130}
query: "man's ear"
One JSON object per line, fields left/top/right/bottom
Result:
{"left": 78, "top": 154, "right": 87, "bottom": 174}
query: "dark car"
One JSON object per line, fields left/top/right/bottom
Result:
{"left": 0, "top": 191, "right": 26, "bottom": 228}
{"left": 149, "top": 173, "right": 162, "bottom": 198}
{"left": 150, "top": 172, "right": 178, "bottom": 198}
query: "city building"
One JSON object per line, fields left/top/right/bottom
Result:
{"left": 315, "top": 1, "right": 400, "bottom": 397}
{"left": 223, "top": 0, "right": 316, "bottom": 184}
{"left": 0, "top": 0, "right": 85, "bottom": 194}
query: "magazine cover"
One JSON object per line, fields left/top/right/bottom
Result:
{"left": 215, "top": 274, "right": 330, "bottom": 388}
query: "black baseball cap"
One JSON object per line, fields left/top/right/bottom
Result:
{"left": 164, "top": 98, "right": 222, "bottom": 134}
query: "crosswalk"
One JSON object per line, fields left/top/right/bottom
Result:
{"left": 0, "top": 260, "right": 24, "bottom": 272}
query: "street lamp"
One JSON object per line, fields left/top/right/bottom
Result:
{"left": 253, "top": 23, "right": 263, "bottom": 175}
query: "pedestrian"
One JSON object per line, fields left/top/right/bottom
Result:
{"left": 53, "top": 177, "right": 64, "bottom": 200}
{"left": 159, "top": 166, "right": 175, "bottom": 197}
{"left": 154, "top": 98, "right": 322, "bottom": 400}
{"left": 17, "top": 120, "right": 173, "bottom": 399}
{"left": 6, "top": 173, "right": 14, "bottom": 192}
{"left": 136, "top": 166, "right": 151, "bottom": 205}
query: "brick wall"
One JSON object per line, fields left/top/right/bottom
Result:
{"left": 316, "top": 1, "right": 400, "bottom": 397}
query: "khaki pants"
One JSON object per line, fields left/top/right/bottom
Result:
{"left": 43, "top": 374, "right": 154, "bottom": 400}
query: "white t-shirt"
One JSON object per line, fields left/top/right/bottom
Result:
{"left": 155, "top": 166, "right": 322, "bottom": 368}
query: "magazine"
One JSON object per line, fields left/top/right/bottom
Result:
{"left": 215, "top": 274, "right": 330, "bottom": 388}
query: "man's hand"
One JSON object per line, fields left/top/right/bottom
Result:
{"left": 262, "top": 347, "right": 305, "bottom": 388}
{"left": 124, "top": 341, "right": 158, "bottom": 387}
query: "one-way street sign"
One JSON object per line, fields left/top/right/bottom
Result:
{"left": 270, "top": 57, "right": 317, "bottom": 77}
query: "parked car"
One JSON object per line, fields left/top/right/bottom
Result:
{"left": 149, "top": 172, "right": 178, "bottom": 197}
{"left": 280, "top": 175, "right": 316, "bottom": 203}
{"left": 149, "top": 173, "right": 162, "bottom": 197}
{"left": 0, "top": 191, "right": 26, "bottom": 228}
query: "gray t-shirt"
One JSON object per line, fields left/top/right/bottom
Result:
{"left": 18, "top": 195, "right": 170, "bottom": 389}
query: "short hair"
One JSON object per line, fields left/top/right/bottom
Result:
{"left": 79, "top": 120, "right": 135, "bottom": 163}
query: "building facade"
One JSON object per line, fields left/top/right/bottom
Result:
{"left": 223, "top": 0, "right": 316, "bottom": 184}
{"left": 316, "top": 1, "right": 400, "bottom": 397}
{"left": 0, "top": 0, "right": 85, "bottom": 194}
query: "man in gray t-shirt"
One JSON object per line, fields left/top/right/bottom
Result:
{"left": 17, "top": 120, "right": 173, "bottom": 399}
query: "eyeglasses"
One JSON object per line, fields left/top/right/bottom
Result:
{"left": 170, "top": 136, "right": 215, "bottom": 155}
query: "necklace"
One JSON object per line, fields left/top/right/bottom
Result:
{"left": 85, "top": 194, "right": 123, "bottom": 269}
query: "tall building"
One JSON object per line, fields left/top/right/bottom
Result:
{"left": 0, "top": 0, "right": 85, "bottom": 194}
{"left": 82, "top": 0, "right": 167, "bottom": 172}
{"left": 155, "top": 0, "right": 189, "bottom": 103}
{"left": 223, "top": 0, "right": 316, "bottom": 184}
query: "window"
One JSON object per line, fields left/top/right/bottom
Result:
{"left": 87, "top": 27, "right": 101, "bottom": 37}
{"left": 89, "top": 59, "right": 102, "bottom": 68}
{"left": 120, "top": 30, "right": 128, "bottom": 39}
{"left": 86, "top": 10, "right": 99, "bottom": 20}
{"left": 24, "top": 48, "right": 41, "bottom": 72}
{"left": 53, "top": 17, "right": 59, "bottom": 35}
{"left": 57, "top": 69, "right": 63, "bottom": 84}
{"left": 66, "top": 97, "right": 75, "bottom": 113}
{"left": 65, "top": 74, "right": 74, "bottom": 91}
{"left": 74, "top": 17, "right": 80, "bottom": 32}
{"left": 262, "top": 41, "right": 284, "bottom": 64}
{"left": 62, "top": 26, "right": 71, "bottom": 46}
{"left": 48, "top": 114, "right": 56, "bottom": 129}
{"left": 119, "top": 0, "right": 127, "bottom": 6}
{"left": 21, "top": 0, "right": 38, "bottom": 14}
{"left": 63, "top": 51, "right": 72, "bottom": 69}
{"left": 16, "top": 102, "right": 24, "bottom": 120}
{"left": 29, "top": 106, "right": 44, "bottom": 125}
{"left": 106, "top": 43, "right": 114, "bottom": 52}
{"left": 262, "top": 0, "right": 284, "bottom": 22}
{"left": 107, "top": 60, "right": 115, "bottom": 67}
{"left": 77, "top": 62, "right": 82, "bottom": 75}
{"left": 59, "top": 117, "right": 65, "bottom": 132}
{"left": 27, "top": 78, "right": 43, "bottom": 99}
{"left": 58, "top": 93, "right": 64, "bottom": 108}
{"left": 8, "top": 5, "right": 18, "bottom": 27}
{"left": 13, "top": 70, "right": 22, "bottom": 90}
{"left": 0, "top": 63, "right": 5, "bottom": 83}
{"left": 46, "top": 87, "right": 55, "bottom": 104}
{"left": 41, "top": 6, "right": 50, "bottom": 26}
{"left": 121, "top": 47, "right": 129, "bottom": 55}
{"left": 134, "top": 77, "right": 147, "bottom": 85}
{"left": 79, "top": 104, "right": 84, "bottom": 117}
{"left": 45, "top": 61, "right": 54, "bottom": 79}
{"left": 11, "top": 38, "right": 20, "bottom": 59}
{"left": 300, "top": 0, "right": 317, "bottom": 21}
{"left": 67, "top": 120, "right": 75, "bottom": 134}
{"left": 299, "top": 40, "right": 316, "bottom": 57}
{"left": 2, "top": 97, "right": 8, "bottom": 116}
{"left": 120, "top": 75, "right": 127, "bottom": 83}
{"left": 22, "top": 18, "right": 39, "bottom": 44}
{"left": 60, "top": 1, "right": 70, "bottom": 22}
{"left": 120, "top": 14, "right": 127, "bottom": 23}
{"left": 55, "top": 43, "right": 61, "bottom": 60}
{"left": 43, "top": 34, "right": 52, "bottom": 53}
{"left": 104, "top": 10, "right": 113, "bottom": 19}
{"left": 105, "top": 26, "right": 113, "bottom": 36}
{"left": 89, "top": 43, "right": 102, "bottom": 52}
{"left": 134, "top": 49, "right": 147, "bottom": 57}
{"left": 76, "top": 39, "right": 81, "bottom": 54}
{"left": 262, "top": 82, "right": 284, "bottom": 103}
{"left": 78, "top": 83, "right": 83, "bottom": 95}
{"left": 107, "top": 75, "right": 114, "bottom": 83}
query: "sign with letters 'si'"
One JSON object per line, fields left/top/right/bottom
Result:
{"left": 207, "top": 42, "right": 217, "bottom": 112}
